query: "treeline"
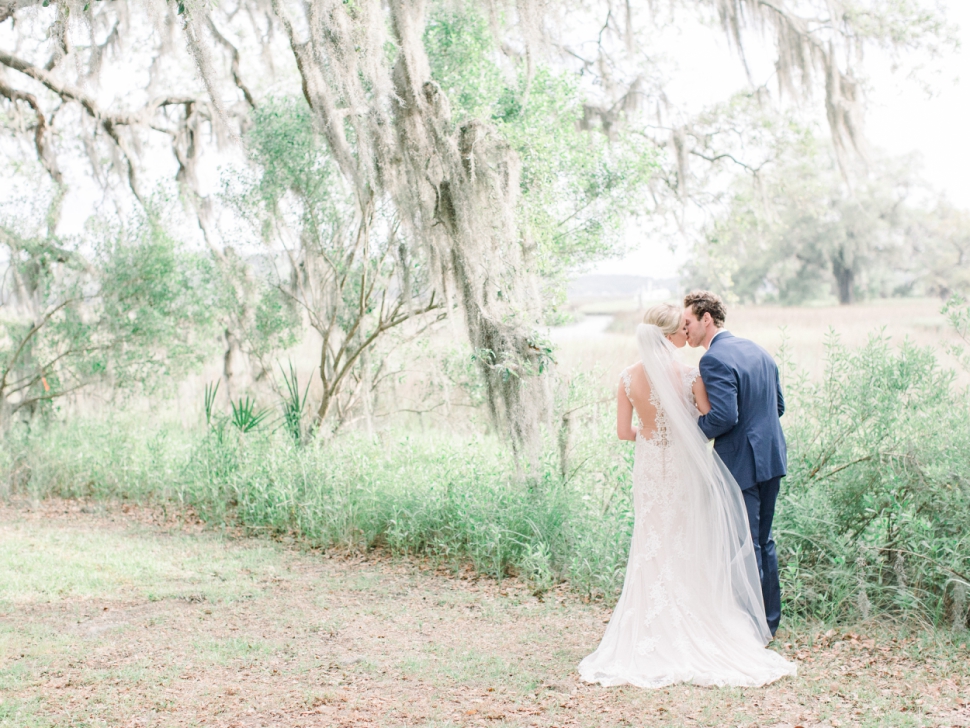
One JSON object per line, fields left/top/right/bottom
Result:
{"left": 0, "top": 8, "right": 652, "bottom": 431}
{"left": 684, "top": 148, "right": 970, "bottom": 305}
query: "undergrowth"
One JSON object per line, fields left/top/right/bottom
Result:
{"left": 1, "top": 419, "right": 635, "bottom": 602}
{"left": 3, "top": 332, "right": 970, "bottom": 630}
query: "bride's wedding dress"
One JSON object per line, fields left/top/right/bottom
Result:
{"left": 578, "top": 325, "right": 796, "bottom": 688}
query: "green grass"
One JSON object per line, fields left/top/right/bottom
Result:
{"left": 2, "top": 420, "right": 636, "bottom": 603}
{"left": 0, "top": 514, "right": 302, "bottom": 727}
{"left": 3, "top": 331, "right": 970, "bottom": 630}
{"left": 0, "top": 517, "right": 277, "bottom": 609}
{"left": 194, "top": 636, "right": 273, "bottom": 663}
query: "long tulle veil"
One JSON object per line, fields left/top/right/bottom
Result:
{"left": 636, "top": 323, "right": 772, "bottom": 646}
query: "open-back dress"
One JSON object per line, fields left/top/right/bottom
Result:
{"left": 578, "top": 327, "right": 796, "bottom": 688}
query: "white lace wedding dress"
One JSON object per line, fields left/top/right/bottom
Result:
{"left": 578, "top": 324, "right": 796, "bottom": 688}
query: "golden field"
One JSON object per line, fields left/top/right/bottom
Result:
{"left": 553, "top": 297, "right": 967, "bottom": 388}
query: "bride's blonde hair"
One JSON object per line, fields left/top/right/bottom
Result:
{"left": 643, "top": 303, "right": 683, "bottom": 336}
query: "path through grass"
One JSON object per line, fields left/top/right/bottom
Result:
{"left": 2, "top": 500, "right": 969, "bottom": 727}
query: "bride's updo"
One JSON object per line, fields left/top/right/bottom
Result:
{"left": 643, "top": 303, "right": 683, "bottom": 336}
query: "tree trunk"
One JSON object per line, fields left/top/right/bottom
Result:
{"left": 832, "top": 251, "right": 855, "bottom": 305}
{"left": 222, "top": 327, "right": 253, "bottom": 402}
{"left": 271, "top": 0, "right": 549, "bottom": 458}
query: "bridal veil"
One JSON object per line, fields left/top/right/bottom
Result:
{"left": 635, "top": 323, "right": 773, "bottom": 646}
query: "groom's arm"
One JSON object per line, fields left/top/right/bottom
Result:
{"left": 696, "top": 355, "right": 738, "bottom": 440}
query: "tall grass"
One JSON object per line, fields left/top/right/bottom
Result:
{"left": 3, "top": 329, "right": 970, "bottom": 628}
{"left": 1, "top": 417, "right": 635, "bottom": 601}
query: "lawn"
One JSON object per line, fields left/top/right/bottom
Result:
{"left": 2, "top": 499, "right": 969, "bottom": 727}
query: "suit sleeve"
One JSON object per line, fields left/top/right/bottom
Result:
{"left": 775, "top": 365, "right": 785, "bottom": 418}
{"left": 696, "top": 354, "right": 739, "bottom": 439}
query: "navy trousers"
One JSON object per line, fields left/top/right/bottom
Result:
{"left": 741, "top": 475, "right": 782, "bottom": 636}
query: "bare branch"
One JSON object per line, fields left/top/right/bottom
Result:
{"left": 206, "top": 17, "right": 257, "bottom": 110}
{"left": 689, "top": 149, "right": 769, "bottom": 175}
{"left": 0, "top": 77, "right": 62, "bottom": 185}
{"left": 0, "top": 49, "right": 210, "bottom": 202}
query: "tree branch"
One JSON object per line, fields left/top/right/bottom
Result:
{"left": 206, "top": 17, "right": 256, "bottom": 110}
{"left": 0, "top": 77, "right": 62, "bottom": 184}
{"left": 0, "top": 49, "right": 205, "bottom": 202}
{"left": 689, "top": 149, "right": 768, "bottom": 175}
{"left": 0, "top": 296, "right": 79, "bottom": 395}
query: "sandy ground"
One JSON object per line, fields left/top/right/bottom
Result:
{"left": 2, "top": 499, "right": 969, "bottom": 727}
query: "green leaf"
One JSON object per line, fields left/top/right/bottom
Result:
{"left": 83, "top": 2, "right": 89, "bottom": 10}
{"left": 177, "top": 2, "right": 185, "bottom": 14}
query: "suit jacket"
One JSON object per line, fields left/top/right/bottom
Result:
{"left": 697, "top": 331, "right": 787, "bottom": 488}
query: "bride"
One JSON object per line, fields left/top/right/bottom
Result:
{"left": 578, "top": 304, "right": 796, "bottom": 688}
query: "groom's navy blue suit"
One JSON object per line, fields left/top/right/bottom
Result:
{"left": 697, "top": 331, "right": 786, "bottom": 635}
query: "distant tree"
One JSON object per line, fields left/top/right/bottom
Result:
{"left": 907, "top": 201, "right": 970, "bottom": 299}
{"left": 685, "top": 147, "right": 922, "bottom": 305}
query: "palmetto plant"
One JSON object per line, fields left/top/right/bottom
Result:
{"left": 279, "top": 361, "right": 311, "bottom": 443}
{"left": 204, "top": 381, "right": 220, "bottom": 428}
{"left": 230, "top": 396, "right": 270, "bottom": 434}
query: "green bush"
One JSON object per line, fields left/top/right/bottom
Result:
{"left": 778, "top": 333, "right": 970, "bottom": 626}
{"left": 4, "top": 324, "right": 970, "bottom": 627}
{"left": 2, "top": 414, "right": 633, "bottom": 600}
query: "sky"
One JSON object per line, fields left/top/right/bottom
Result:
{"left": 592, "top": 3, "right": 970, "bottom": 280}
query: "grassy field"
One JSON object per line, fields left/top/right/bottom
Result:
{"left": 555, "top": 297, "right": 966, "bottom": 387}
{"left": 2, "top": 500, "right": 970, "bottom": 728}
{"left": 110, "top": 297, "right": 962, "bottom": 432}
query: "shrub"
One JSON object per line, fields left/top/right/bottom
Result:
{"left": 778, "top": 332, "right": 970, "bottom": 626}
{"left": 5, "top": 317, "right": 970, "bottom": 627}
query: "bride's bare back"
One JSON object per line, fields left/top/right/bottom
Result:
{"left": 616, "top": 362, "right": 711, "bottom": 441}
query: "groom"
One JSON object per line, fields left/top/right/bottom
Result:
{"left": 683, "top": 290, "right": 786, "bottom": 636}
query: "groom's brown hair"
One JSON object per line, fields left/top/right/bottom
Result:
{"left": 684, "top": 290, "right": 727, "bottom": 327}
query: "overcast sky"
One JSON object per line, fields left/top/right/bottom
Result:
{"left": 593, "top": 3, "right": 970, "bottom": 280}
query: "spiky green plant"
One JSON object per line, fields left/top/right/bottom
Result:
{"left": 204, "top": 381, "right": 220, "bottom": 428}
{"left": 229, "top": 396, "right": 270, "bottom": 434}
{"left": 279, "top": 362, "right": 310, "bottom": 443}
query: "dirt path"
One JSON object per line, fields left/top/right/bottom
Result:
{"left": 1, "top": 500, "right": 968, "bottom": 728}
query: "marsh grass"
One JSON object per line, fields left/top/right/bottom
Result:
{"left": 605, "top": 297, "right": 965, "bottom": 382}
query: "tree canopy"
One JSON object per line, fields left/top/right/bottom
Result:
{"left": 0, "top": 0, "right": 957, "bottom": 435}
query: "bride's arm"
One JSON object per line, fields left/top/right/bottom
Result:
{"left": 692, "top": 375, "right": 711, "bottom": 415}
{"left": 616, "top": 381, "right": 638, "bottom": 441}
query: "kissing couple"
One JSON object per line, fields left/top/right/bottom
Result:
{"left": 579, "top": 290, "right": 797, "bottom": 688}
